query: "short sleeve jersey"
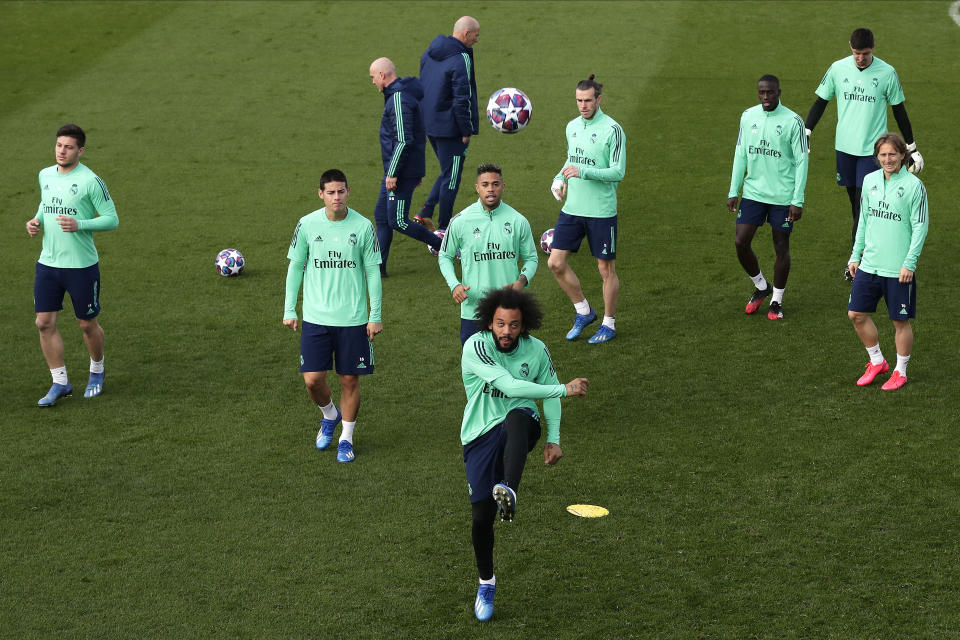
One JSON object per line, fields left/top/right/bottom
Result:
{"left": 554, "top": 108, "right": 626, "bottom": 218}
{"left": 439, "top": 200, "right": 539, "bottom": 320}
{"left": 285, "top": 208, "right": 382, "bottom": 326}
{"left": 36, "top": 163, "right": 118, "bottom": 268}
{"left": 460, "top": 331, "right": 563, "bottom": 445}
{"left": 815, "top": 55, "right": 905, "bottom": 156}
{"left": 850, "top": 166, "right": 929, "bottom": 277}
{"left": 728, "top": 102, "right": 809, "bottom": 207}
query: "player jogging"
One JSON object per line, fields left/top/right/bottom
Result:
{"left": 438, "top": 163, "right": 538, "bottom": 344}
{"left": 847, "top": 133, "right": 928, "bottom": 391}
{"left": 283, "top": 169, "right": 383, "bottom": 462}
{"left": 548, "top": 74, "right": 626, "bottom": 344}
{"left": 26, "top": 124, "right": 119, "bottom": 407}
{"left": 805, "top": 27, "right": 924, "bottom": 281}
{"left": 459, "top": 288, "right": 589, "bottom": 621}
{"left": 727, "top": 75, "right": 808, "bottom": 320}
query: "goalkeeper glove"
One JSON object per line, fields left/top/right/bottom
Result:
{"left": 550, "top": 178, "right": 565, "bottom": 201}
{"left": 906, "top": 142, "right": 924, "bottom": 174}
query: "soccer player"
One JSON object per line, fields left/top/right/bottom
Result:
{"left": 727, "top": 75, "right": 808, "bottom": 320}
{"left": 805, "top": 27, "right": 924, "bottom": 281}
{"left": 369, "top": 57, "right": 441, "bottom": 277}
{"left": 438, "top": 163, "right": 539, "bottom": 344}
{"left": 283, "top": 169, "right": 383, "bottom": 462}
{"left": 459, "top": 287, "right": 589, "bottom": 621}
{"left": 25, "top": 124, "right": 119, "bottom": 406}
{"left": 847, "top": 133, "right": 928, "bottom": 391}
{"left": 416, "top": 16, "right": 480, "bottom": 231}
{"left": 548, "top": 74, "right": 626, "bottom": 344}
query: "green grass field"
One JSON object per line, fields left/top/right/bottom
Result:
{"left": 3, "top": 1, "right": 960, "bottom": 637}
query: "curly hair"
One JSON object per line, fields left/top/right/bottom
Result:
{"left": 473, "top": 288, "right": 543, "bottom": 336}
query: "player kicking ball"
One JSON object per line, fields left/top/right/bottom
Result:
{"left": 458, "top": 288, "right": 588, "bottom": 621}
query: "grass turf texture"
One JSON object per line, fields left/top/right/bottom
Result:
{"left": 2, "top": 1, "right": 960, "bottom": 637}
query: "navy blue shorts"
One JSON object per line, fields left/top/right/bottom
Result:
{"left": 848, "top": 269, "right": 917, "bottom": 320}
{"left": 300, "top": 322, "right": 374, "bottom": 375}
{"left": 460, "top": 318, "right": 480, "bottom": 345}
{"left": 737, "top": 198, "right": 794, "bottom": 233}
{"left": 34, "top": 262, "right": 101, "bottom": 318}
{"left": 552, "top": 211, "right": 617, "bottom": 260}
{"left": 463, "top": 408, "right": 539, "bottom": 504}
{"left": 836, "top": 151, "right": 878, "bottom": 188}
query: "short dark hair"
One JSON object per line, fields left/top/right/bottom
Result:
{"left": 850, "top": 28, "right": 874, "bottom": 49}
{"left": 473, "top": 288, "right": 544, "bottom": 336}
{"left": 319, "top": 168, "right": 348, "bottom": 189}
{"left": 476, "top": 162, "right": 502, "bottom": 177}
{"left": 576, "top": 74, "right": 603, "bottom": 97}
{"left": 57, "top": 123, "right": 85, "bottom": 148}
{"left": 757, "top": 74, "right": 780, "bottom": 87}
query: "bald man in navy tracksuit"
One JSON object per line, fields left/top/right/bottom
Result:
{"left": 370, "top": 57, "right": 441, "bottom": 276}
{"left": 416, "top": 17, "right": 481, "bottom": 231}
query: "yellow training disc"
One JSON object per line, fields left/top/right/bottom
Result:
{"left": 566, "top": 504, "right": 609, "bottom": 518}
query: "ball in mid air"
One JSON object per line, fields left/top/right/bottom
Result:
{"left": 486, "top": 88, "right": 532, "bottom": 134}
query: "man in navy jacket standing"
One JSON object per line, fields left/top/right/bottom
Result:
{"left": 416, "top": 16, "right": 480, "bottom": 232}
{"left": 370, "top": 57, "right": 441, "bottom": 277}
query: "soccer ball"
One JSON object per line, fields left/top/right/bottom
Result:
{"left": 216, "top": 248, "right": 245, "bottom": 276}
{"left": 540, "top": 228, "right": 555, "bottom": 254}
{"left": 486, "top": 88, "right": 532, "bottom": 134}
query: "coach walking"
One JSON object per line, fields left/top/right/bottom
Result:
{"left": 416, "top": 16, "right": 480, "bottom": 232}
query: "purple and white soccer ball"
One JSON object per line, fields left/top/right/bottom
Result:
{"left": 486, "top": 87, "right": 532, "bottom": 134}
{"left": 540, "top": 228, "right": 555, "bottom": 254}
{"left": 216, "top": 248, "right": 245, "bottom": 276}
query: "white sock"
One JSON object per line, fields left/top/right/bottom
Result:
{"left": 866, "top": 343, "right": 884, "bottom": 366}
{"left": 479, "top": 575, "right": 496, "bottom": 586}
{"left": 340, "top": 421, "right": 356, "bottom": 443}
{"left": 574, "top": 299, "right": 590, "bottom": 315}
{"left": 602, "top": 316, "right": 615, "bottom": 330}
{"left": 896, "top": 354, "right": 910, "bottom": 376}
{"left": 319, "top": 401, "right": 338, "bottom": 420}
{"left": 750, "top": 272, "right": 768, "bottom": 291}
{"left": 90, "top": 358, "right": 104, "bottom": 374}
{"left": 772, "top": 288, "right": 784, "bottom": 305}
{"left": 50, "top": 366, "right": 68, "bottom": 385}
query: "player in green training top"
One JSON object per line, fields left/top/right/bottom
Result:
{"left": 283, "top": 169, "right": 383, "bottom": 463}
{"left": 459, "top": 287, "right": 589, "bottom": 621}
{"left": 25, "top": 124, "right": 119, "bottom": 407}
{"left": 805, "top": 27, "right": 924, "bottom": 281}
{"left": 847, "top": 133, "right": 928, "bottom": 391}
{"left": 438, "top": 163, "right": 538, "bottom": 344}
{"left": 727, "top": 75, "right": 808, "bottom": 320}
{"left": 548, "top": 74, "right": 625, "bottom": 344}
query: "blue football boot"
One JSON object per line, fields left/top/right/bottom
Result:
{"left": 316, "top": 407, "right": 341, "bottom": 450}
{"left": 38, "top": 382, "right": 72, "bottom": 407}
{"left": 565, "top": 308, "right": 597, "bottom": 340}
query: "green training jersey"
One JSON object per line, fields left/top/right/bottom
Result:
{"left": 729, "top": 102, "right": 809, "bottom": 207}
{"left": 554, "top": 107, "right": 625, "bottom": 218}
{"left": 460, "top": 331, "right": 565, "bottom": 446}
{"left": 815, "top": 55, "right": 905, "bottom": 156}
{"left": 850, "top": 166, "right": 928, "bottom": 278}
{"left": 35, "top": 163, "right": 118, "bottom": 268}
{"left": 438, "top": 199, "right": 538, "bottom": 321}
{"left": 284, "top": 207, "right": 383, "bottom": 326}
